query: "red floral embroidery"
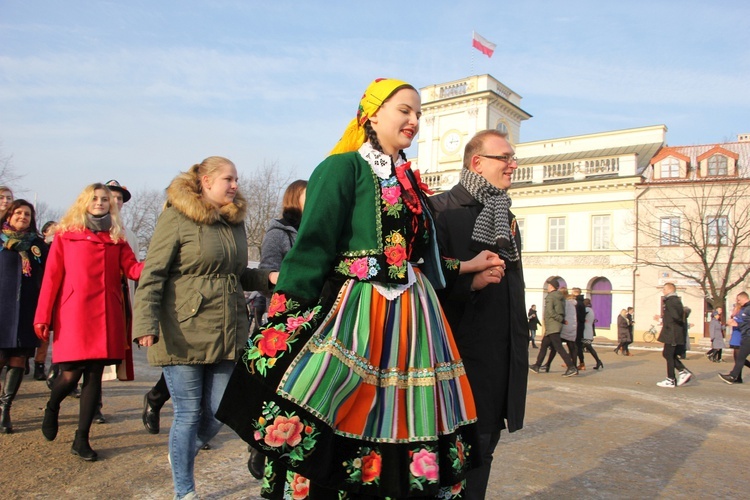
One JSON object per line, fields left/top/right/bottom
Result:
{"left": 257, "top": 327, "right": 290, "bottom": 357}
{"left": 268, "top": 293, "right": 288, "bottom": 316}
{"left": 384, "top": 244, "right": 407, "bottom": 268}
{"left": 290, "top": 473, "right": 310, "bottom": 499}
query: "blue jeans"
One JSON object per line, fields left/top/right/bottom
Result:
{"left": 162, "top": 361, "right": 235, "bottom": 498}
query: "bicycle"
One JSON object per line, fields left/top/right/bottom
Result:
{"left": 643, "top": 324, "right": 657, "bottom": 343}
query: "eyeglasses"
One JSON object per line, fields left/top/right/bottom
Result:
{"left": 478, "top": 154, "right": 518, "bottom": 164}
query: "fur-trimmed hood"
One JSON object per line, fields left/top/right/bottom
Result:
{"left": 165, "top": 171, "right": 247, "bottom": 225}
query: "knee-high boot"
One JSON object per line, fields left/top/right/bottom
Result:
{"left": 1, "top": 367, "right": 24, "bottom": 433}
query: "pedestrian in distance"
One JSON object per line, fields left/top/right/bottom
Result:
{"left": 719, "top": 292, "right": 750, "bottom": 385}
{"left": 655, "top": 283, "right": 692, "bottom": 388}
{"left": 530, "top": 278, "right": 579, "bottom": 377}
{"left": 581, "top": 298, "right": 603, "bottom": 370}
{"left": 528, "top": 304, "right": 540, "bottom": 349}
{"left": 706, "top": 309, "right": 725, "bottom": 363}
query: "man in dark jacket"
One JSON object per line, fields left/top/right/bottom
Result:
{"left": 428, "top": 129, "right": 527, "bottom": 500}
{"left": 572, "top": 288, "right": 587, "bottom": 368}
{"left": 719, "top": 291, "right": 750, "bottom": 384}
{"left": 656, "top": 282, "right": 692, "bottom": 387}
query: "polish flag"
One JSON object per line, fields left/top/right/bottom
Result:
{"left": 472, "top": 31, "right": 496, "bottom": 58}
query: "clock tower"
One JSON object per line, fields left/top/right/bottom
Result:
{"left": 415, "top": 74, "right": 531, "bottom": 192}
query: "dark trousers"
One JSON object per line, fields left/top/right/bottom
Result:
{"left": 729, "top": 337, "right": 750, "bottom": 380}
{"left": 146, "top": 372, "right": 171, "bottom": 410}
{"left": 464, "top": 430, "right": 501, "bottom": 500}
{"left": 662, "top": 344, "right": 686, "bottom": 380}
{"left": 581, "top": 341, "right": 602, "bottom": 365}
{"left": 535, "top": 333, "right": 574, "bottom": 368}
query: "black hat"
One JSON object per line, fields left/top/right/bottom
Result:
{"left": 547, "top": 278, "right": 560, "bottom": 290}
{"left": 104, "top": 180, "right": 131, "bottom": 203}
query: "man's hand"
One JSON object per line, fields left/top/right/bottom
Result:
{"left": 461, "top": 250, "right": 505, "bottom": 275}
{"left": 136, "top": 335, "right": 157, "bottom": 348}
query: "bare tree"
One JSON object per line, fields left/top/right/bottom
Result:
{"left": 636, "top": 179, "right": 750, "bottom": 308}
{"left": 120, "top": 188, "right": 166, "bottom": 259}
{"left": 0, "top": 144, "right": 24, "bottom": 186}
{"left": 240, "top": 160, "right": 293, "bottom": 262}
{"left": 34, "top": 201, "right": 64, "bottom": 227}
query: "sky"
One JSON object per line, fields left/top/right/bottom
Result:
{"left": 1, "top": 0, "right": 748, "bottom": 211}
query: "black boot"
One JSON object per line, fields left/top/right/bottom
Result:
{"left": 71, "top": 430, "right": 98, "bottom": 461}
{"left": 1, "top": 367, "right": 24, "bottom": 433}
{"left": 42, "top": 402, "right": 60, "bottom": 441}
{"left": 34, "top": 362, "right": 47, "bottom": 381}
{"left": 247, "top": 446, "right": 265, "bottom": 479}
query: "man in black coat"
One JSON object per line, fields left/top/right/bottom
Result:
{"left": 428, "top": 129, "right": 528, "bottom": 500}
{"left": 656, "top": 282, "right": 692, "bottom": 387}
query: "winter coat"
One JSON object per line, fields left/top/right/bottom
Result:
{"left": 617, "top": 314, "right": 631, "bottom": 343}
{"left": 575, "top": 295, "right": 586, "bottom": 341}
{"left": 544, "top": 290, "right": 565, "bottom": 335}
{"left": 709, "top": 316, "right": 726, "bottom": 349}
{"left": 560, "top": 299, "right": 577, "bottom": 341}
{"left": 657, "top": 294, "right": 685, "bottom": 345}
{"left": 34, "top": 229, "right": 143, "bottom": 363}
{"left": 0, "top": 235, "right": 47, "bottom": 349}
{"left": 583, "top": 307, "right": 595, "bottom": 341}
{"left": 527, "top": 308, "right": 540, "bottom": 331}
{"left": 132, "top": 174, "right": 272, "bottom": 366}
{"left": 259, "top": 216, "right": 298, "bottom": 272}
{"left": 428, "top": 182, "right": 528, "bottom": 434}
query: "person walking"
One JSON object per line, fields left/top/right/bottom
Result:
{"left": 706, "top": 309, "right": 725, "bottom": 363}
{"left": 655, "top": 283, "right": 692, "bottom": 388}
{"left": 132, "top": 156, "right": 275, "bottom": 500}
{"left": 719, "top": 292, "right": 750, "bottom": 384}
{"left": 428, "top": 128, "right": 529, "bottom": 499}
{"left": 0, "top": 200, "right": 48, "bottom": 433}
{"left": 572, "top": 288, "right": 587, "bottom": 369}
{"left": 530, "top": 279, "right": 578, "bottom": 376}
{"left": 216, "top": 78, "right": 503, "bottom": 499}
{"left": 615, "top": 309, "right": 632, "bottom": 356}
{"left": 34, "top": 183, "right": 143, "bottom": 460}
{"left": 581, "top": 298, "right": 603, "bottom": 370}
{"left": 528, "top": 304, "right": 540, "bottom": 349}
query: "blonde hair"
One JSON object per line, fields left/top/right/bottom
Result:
{"left": 58, "top": 183, "right": 126, "bottom": 242}
{"left": 0, "top": 185, "right": 13, "bottom": 197}
{"left": 189, "top": 156, "right": 235, "bottom": 196}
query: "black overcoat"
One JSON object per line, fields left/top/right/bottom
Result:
{"left": 0, "top": 235, "right": 47, "bottom": 349}
{"left": 658, "top": 294, "right": 685, "bottom": 345}
{"left": 427, "top": 184, "right": 528, "bottom": 434}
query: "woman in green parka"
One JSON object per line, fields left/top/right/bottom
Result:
{"left": 133, "top": 156, "right": 277, "bottom": 500}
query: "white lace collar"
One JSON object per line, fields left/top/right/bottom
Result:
{"left": 358, "top": 142, "right": 405, "bottom": 180}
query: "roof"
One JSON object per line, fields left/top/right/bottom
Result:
{"left": 517, "top": 142, "right": 664, "bottom": 173}
{"left": 646, "top": 141, "right": 750, "bottom": 178}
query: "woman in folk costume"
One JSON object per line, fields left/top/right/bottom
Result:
{"left": 217, "top": 78, "right": 504, "bottom": 499}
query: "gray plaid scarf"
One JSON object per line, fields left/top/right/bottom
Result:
{"left": 459, "top": 169, "right": 519, "bottom": 262}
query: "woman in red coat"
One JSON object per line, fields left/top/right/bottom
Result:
{"left": 34, "top": 183, "right": 143, "bottom": 461}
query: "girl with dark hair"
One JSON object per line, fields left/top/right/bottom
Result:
{"left": 217, "top": 78, "right": 502, "bottom": 499}
{"left": 1, "top": 199, "right": 47, "bottom": 433}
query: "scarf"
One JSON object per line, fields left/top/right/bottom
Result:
{"left": 459, "top": 169, "right": 520, "bottom": 262}
{"left": 85, "top": 212, "right": 112, "bottom": 233}
{"left": 329, "top": 78, "right": 412, "bottom": 155}
{"left": 1, "top": 222, "right": 40, "bottom": 276}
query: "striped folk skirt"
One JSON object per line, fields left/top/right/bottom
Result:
{"left": 218, "top": 271, "right": 479, "bottom": 499}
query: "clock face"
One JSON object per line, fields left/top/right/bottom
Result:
{"left": 443, "top": 132, "right": 461, "bottom": 153}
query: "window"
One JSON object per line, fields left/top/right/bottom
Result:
{"left": 660, "top": 217, "right": 680, "bottom": 246}
{"left": 548, "top": 217, "right": 566, "bottom": 251}
{"left": 515, "top": 218, "right": 525, "bottom": 251}
{"left": 592, "top": 215, "right": 611, "bottom": 250}
{"left": 706, "top": 216, "right": 728, "bottom": 245}
{"left": 707, "top": 155, "right": 728, "bottom": 176}
{"left": 660, "top": 158, "right": 680, "bottom": 178}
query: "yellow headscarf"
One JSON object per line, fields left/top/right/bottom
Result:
{"left": 329, "top": 78, "right": 413, "bottom": 156}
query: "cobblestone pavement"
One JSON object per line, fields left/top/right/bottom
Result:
{"left": 2, "top": 343, "right": 748, "bottom": 499}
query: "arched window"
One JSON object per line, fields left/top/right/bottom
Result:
{"left": 589, "top": 277, "right": 612, "bottom": 328}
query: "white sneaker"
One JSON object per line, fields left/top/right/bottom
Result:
{"left": 656, "top": 378, "right": 676, "bottom": 388}
{"left": 676, "top": 370, "right": 692, "bottom": 386}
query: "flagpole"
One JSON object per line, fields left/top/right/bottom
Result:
{"left": 470, "top": 31, "right": 474, "bottom": 76}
